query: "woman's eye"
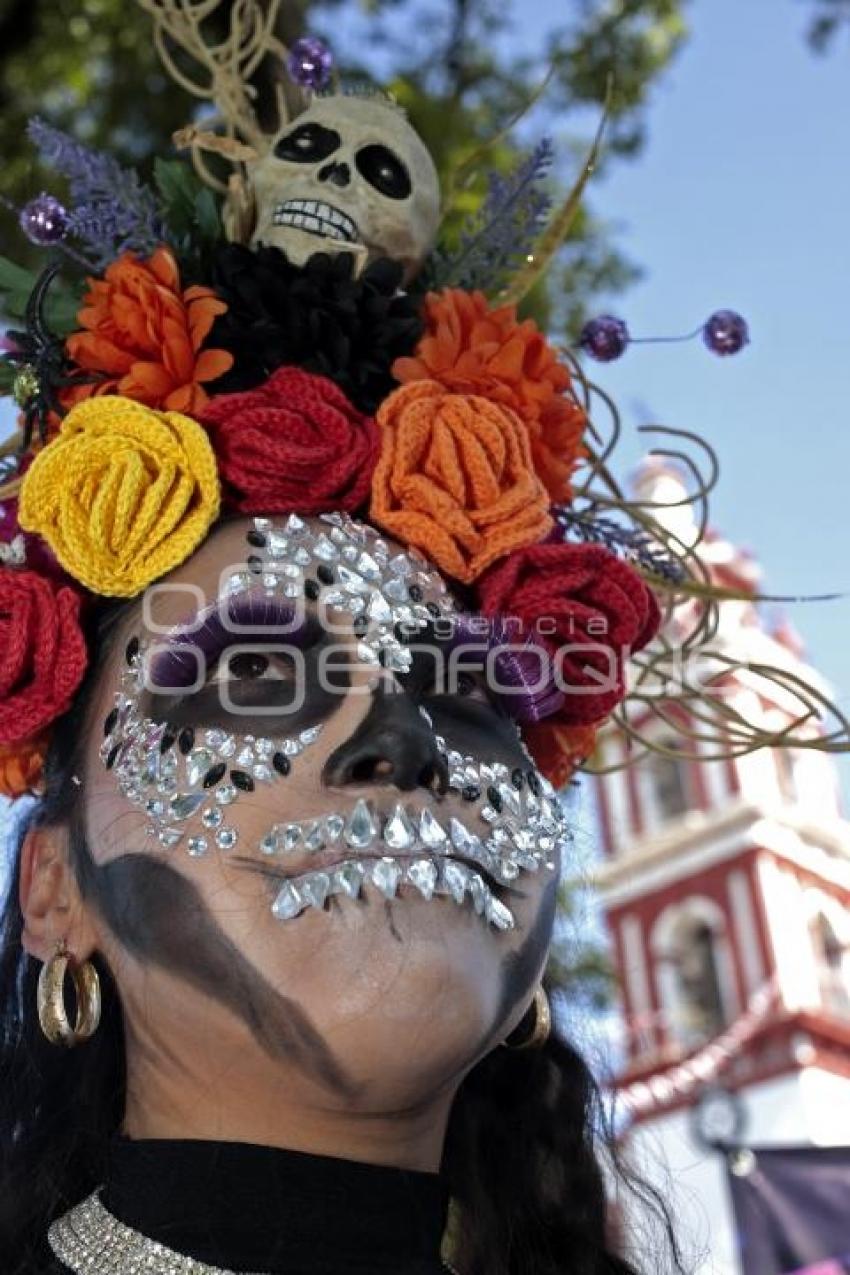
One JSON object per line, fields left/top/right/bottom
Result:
{"left": 210, "top": 650, "right": 294, "bottom": 684}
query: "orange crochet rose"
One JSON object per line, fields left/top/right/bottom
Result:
{"left": 65, "top": 247, "right": 233, "bottom": 415}
{"left": 523, "top": 722, "right": 598, "bottom": 789}
{"left": 393, "top": 289, "right": 586, "bottom": 502}
{"left": 0, "top": 732, "right": 49, "bottom": 799}
{"left": 370, "top": 380, "right": 552, "bottom": 584}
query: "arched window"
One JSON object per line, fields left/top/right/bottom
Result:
{"left": 648, "top": 740, "right": 691, "bottom": 821}
{"left": 652, "top": 899, "right": 737, "bottom": 1053}
{"left": 670, "top": 917, "right": 727, "bottom": 1044}
{"left": 810, "top": 912, "right": 850, "bottom": 1016}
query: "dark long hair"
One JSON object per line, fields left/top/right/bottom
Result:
{"left": 0, "top": 600, "right": 683, "bottom": 1275}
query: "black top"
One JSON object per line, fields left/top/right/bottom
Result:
{"left": 52, "top": 1136, "right": 451, "bottom": 1274}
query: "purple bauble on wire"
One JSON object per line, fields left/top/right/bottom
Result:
{"left": 288, "top": 36, "right": 334, "bottom": 91}
{"left": 19, "top": 193, "right": 70, "bottom": 246}
{"left": 703, "top": 310, "right": 750, "bottom": 357}
{"left": 579, "top": 315, "right": 630, "bottom": 363}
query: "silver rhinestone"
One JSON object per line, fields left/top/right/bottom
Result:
{"left": 157, "top": 828, "right": 183, "bottom": 848}
{"left": 301, "top": 871, "right": 331, "bottom": 910}
{"left": 260, "top": 831, "right": 279, "bottom": 855}
{"left": 186, "top": 749, "right": 213, "bottom": 787}
{"left": 187, "top": 836, "right": 208, "bottom": 857}
{"left": 215, "top": 784, "right": 238, "bottom": 806}
{"left": 281, "top": 823, "right": 302, "bottom": 853}
{"left": 266, "top": 529, "right": 289, "bottom": 558}
{"left": 169, "top": 792, "right": 206, "bottom": 821}
{"left": 441, "top": 860, "right": 469, "bottom": 905}
{"left": 202, "top": 806, "right": 223, "bottom": 829}
{"left": 383, "top": 803, "right": 416, "bottom": 851}
{"left": 332, "top": 861, "right": 365, "bottom": 899}
{"left": 485, "top": 892, "right": 516, "bottom": 931}
{"left": 313, "top": 534, "right": 339, "bottom": 562}
{"left": 216, "top": 827, "right": 238, "bottom": 850}
{"left": 300, "top": 725, "right": 322, "bottom": 744}
{"left": 345, "top": 799, "right": 378, "bottom": 850}
{"left": 419, "top": 808, "right": 448, "bottom": 848}
{"left": 371, "top": 857, "right": 402, "bottom": 899}
{"left": 406, "top": 858, "right": 438, "bottom": 900}
{"left": 286, "top": 513, "right": 306, "bottom": 537}
{"left": 272, "top": 881, "right": 304, "bottom": 921}
{"left": 303, "top": 821, "right": 325, "bottom": 853}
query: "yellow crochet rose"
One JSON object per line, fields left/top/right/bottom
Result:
{"left": 18, "top": 396, "right": 221, "bottom": 597}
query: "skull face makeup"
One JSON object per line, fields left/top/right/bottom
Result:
{"left": 248, "top": 95, "right": 441, "bottom": 281}
{"left": 100, "top": 514, "right": 567, "bottom": 936}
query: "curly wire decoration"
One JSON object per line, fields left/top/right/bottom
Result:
{"left": 135, "top": 0, "right": 295, "bottom": 170}
{"left": 555, "top": 347, "right": 850, "bottom": 767}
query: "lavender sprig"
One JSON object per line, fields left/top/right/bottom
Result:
{"left": 27, "top": 117, "right": 161, "bottom": 268}
{"left": 435, "top": 138, "right": 554, "bottom": 294}
{"left": 554, "top": 506, "right": 690, "bottom": 585}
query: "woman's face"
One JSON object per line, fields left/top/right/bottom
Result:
{"left": 81, "top": 515, "right": 566, "bottom": 1113}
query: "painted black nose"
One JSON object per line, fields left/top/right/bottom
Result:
{"left": 322, "top": 688, "right": 449, "bottom": 793}
{"left": 318, "top": 160, "right": 351, "bottom": 187}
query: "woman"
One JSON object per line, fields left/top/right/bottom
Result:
{"left": 0, "top": 508, "right": 675, "bottom": 1275}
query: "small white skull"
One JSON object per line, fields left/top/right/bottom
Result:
{"left": 248, "top": 94, "right": 441, "bottom": 282}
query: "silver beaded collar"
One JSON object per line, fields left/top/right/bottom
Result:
{"left": 49, "top": 1189, "right": 460, "bottom": 1275}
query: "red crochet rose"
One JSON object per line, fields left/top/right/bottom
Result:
{"left": 199, "top": 366, "right": 380, "bottom": 514}
{"left": 0, "top": 569, "right": 88, "bottom": 746}
{"left": 477, "top": 543, "right": 661, "bottom": 726}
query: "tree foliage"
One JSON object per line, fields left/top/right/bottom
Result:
{"left": 0, "top": 0, "right": 689, "bottom": 336}
{"left": 805, "top": 0, "right": 850, "bottom": 50}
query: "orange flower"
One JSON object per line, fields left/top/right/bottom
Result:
{"left": 65, "top": 247, "right": 233, "bottom": 415}
{"left": 393, "top": 289, "right": 586, "bottom": 502}
{"left": 370, "top": 380, "right": 552, "bottom": 584}
{"left": 0, "top": 732, "right": 49, "bottom": 799}
{"left": 523, "top": 722, "right": 598, "bottom": 789}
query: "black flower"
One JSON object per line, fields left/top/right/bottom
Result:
{"left": 206, "top": 245, "right": 424, "bottom": 413}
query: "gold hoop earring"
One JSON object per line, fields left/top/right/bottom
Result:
{"left": 501, "top": 984, "right": 551, "bottom": 1052}
{"left": 37, "top": 941, "right": 101, "bottom": 1047}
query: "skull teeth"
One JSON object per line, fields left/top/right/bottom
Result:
{"left": 269, "top": 855, "right": 516, "bottom": 930}
{"left": 271, "top": 200, "right": 359, "bottom": 243}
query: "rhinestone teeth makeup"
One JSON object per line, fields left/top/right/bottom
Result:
{"left": 270, "top": 854, "right": 516, "bottom": 931}
{"left": 259, "top": 792, "right": 568, "bottom": 932}
{"left": 238, "top": 512, "right": 457, "bottom": 673}
{"left": 99, "top": 642, "right": 325, "bottom": 855}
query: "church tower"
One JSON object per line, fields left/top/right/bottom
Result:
{"left": 592, "top": 462, "right": 850, "bottom": 1274}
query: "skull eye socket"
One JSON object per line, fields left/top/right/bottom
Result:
{"left": 356, "top": 144, "right": 412, "bottom": 200}
{"left": 275, "top": 122, "right": 341, "bottom": 163}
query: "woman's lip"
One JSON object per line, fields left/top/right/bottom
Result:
{"left": 235, "top": 848, "right": 512, "bottom": 897}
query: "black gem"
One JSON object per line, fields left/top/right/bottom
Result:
{"left": 353, "top": 616, "right": 369, "bottom": 637}
{"left": 103, "top": 707, "right": 119, "bottom": 737}
{"left": 247, "top": 555, "right": 264, "bottom": 574}
{"left": 247, "top": 529, "right": 267, "bottom": 548}
{"left": 512, "top": 767, "right": 525, "bottom": 791}
{"left": 316, "top": 564, "right": 334, "bottom": 585}
{"left": 272, "top": 752, "right": 292, "bottom": 776}
{"left": 105, "top": 744, "right": 121, "bottom": 770}
{"left": 487, "top": 785, "right": 503, "bottom": 813}
{"left": 527, "top": 770, "right": 541, "bottom": 796}
{"left": 426, "top": 601, "right": 441, "bottom": 619}
{"left": 231, "top": 769, "right": 255, "bottom": 792}
{"left": 159, "top": 730, "right": 177, "bottom": 755}
{"left": 203, "top": 762, "right": 227, "bottom": 788}
{"left": 178, "top": 727, "right": 195, "bottom": 755}
{"left": 125, "top": 636, "right": 140, "bottom": 665}
{"left": 462, "top": 784, "right": 481, "bottom": 802}
{"left": 304, "top": 578, "right": 321, "bottom": 601}
{"left": 408, "top": 584, "right": 423, "bottom": 603}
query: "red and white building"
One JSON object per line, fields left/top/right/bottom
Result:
{"left": 593, "top": 464, "right": 850, "bottom": 1273}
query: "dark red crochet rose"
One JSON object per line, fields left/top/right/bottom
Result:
{"left": 199, "top": 366, "right": 380, "bottom": 514}
{"left": 477, "top": 542, "right": 661, "bottom": 726}
{"left": 0, "top": 569, "right": 88, "bottom": 746}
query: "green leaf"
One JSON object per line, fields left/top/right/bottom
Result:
{"left": 0, "top": 255, "right": 84, "bottom": 336}
{"left": 155, "top": 158, "right": 221, "bottom": 255}
{"left": 0, "top": 257, "right": 38, "bottom": 320}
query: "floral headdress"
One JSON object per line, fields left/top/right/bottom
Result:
{"left": 1, "top": 0, "right": 847, "bottom": 803}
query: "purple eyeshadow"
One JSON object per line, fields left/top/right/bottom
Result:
{"left": 146, "top": 594, "right": 307, "bottom": 691}
{"left": 447, "top": 613, "right": 565, "bottom": 725}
